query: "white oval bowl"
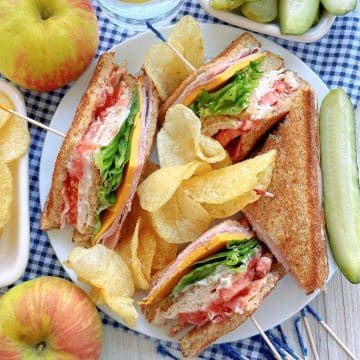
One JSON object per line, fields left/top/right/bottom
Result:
{"left": 199, "top": 0, "right": 336, "bottom": 43}
{"left": 0, "top": 80, "right": 30, "bottom": 288}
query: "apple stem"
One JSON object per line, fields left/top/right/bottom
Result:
{"left": 37, "top": 342, "right": 46, "bottom": 353}
{"left": 41, "top": 7, "right": 54, "bottom": 20}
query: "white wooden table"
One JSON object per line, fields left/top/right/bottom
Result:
{"left": 100, "top": 271, "right": 359, "bottom": 359}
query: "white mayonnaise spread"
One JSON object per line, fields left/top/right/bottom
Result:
{"left": 162, "top": 266, "right": 236, "bottom": 320}
{"left": 247, "top": 69, "right": 299, "bottom": 120}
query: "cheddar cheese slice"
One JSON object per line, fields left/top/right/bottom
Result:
{"left": 140, "top": 232, "right": 252, "bottom": 305}
{"left": 182, "top": 52, "right": 266, "bottom": 107}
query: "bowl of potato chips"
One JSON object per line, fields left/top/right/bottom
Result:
{"left": 0, "top": 80, "right": 30, "bottom": 287}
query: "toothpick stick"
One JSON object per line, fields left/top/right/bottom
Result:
{"left": 145, "top": 22, "right": 196, "bottom": 72}
{"left": 250, "top": 315, "right": 282, "bottom": 360}
{"left": 301, "top": 309, "right": 319, "bottom": 360}
{"left": 0, "top": 104, "right": 66, "bottom": 138}
{"left": 306, "top": 306, "right": 357, "bottom": 360}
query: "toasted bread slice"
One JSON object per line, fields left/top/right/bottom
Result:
{"left": 244, "top": 88, "right": 328, "bottom": 294}
{"left": 40, "top": 53, "right": 117, "bottom": 231}
{"left": 179, "top": 261, "right": 285, "bottom": 357}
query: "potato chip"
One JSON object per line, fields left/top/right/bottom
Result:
{"left": 205, "top": 161, "right": 275, "bottom": 218}
{"left": 168, "top": 15, "right": 204, "bottom": 69}
{"left": 137, "top": 160, "right": 211, "bottom": 212}
{"left": 0, "top": 93, "right": 14, "bottom": 129}
{"left": 138, "top": 224, "right": 157, "bottom": 281}
{"left": 0, "top": 115, "right": 30, "bottom": 162}
{"left": 157, "top": 104, "right": 226, "bottom": 167}
{"left": 119, "top": 194, "right": 144, "bottom": 240}
{"left": 151, "top": 188, "right": 212, "bottom": 243}
{"left": 65, "top": 244, "right": 137, "bottom": 327}
{"left": 0, "top": 160, "right": 12, "bottom": 227}
{"left": 129, "top": 219, "right": 149, "bottom": 290}
{"left": 104, "top": 295, "right": 138, "bottom": 328}
{"left": 144, "top": 16, "right": 204, "bottom": 100}
{"left": 89, "top": 286, "right": 104, "bottom": 304}
{"left": 144, "top": 40, "right": 191, "bottom": 101}
{"left": 141, "top": 161, "right": 160, "bottom": 181}
{"left": 211, "top": 151, "right": 232, "bottom": 169}
{"left": 182, "top": 150, "right": 276, "bottom": 204}
{"left": 151, "top": 235, "right": 178, "bottom": 272}
{"left": 117, "top": 217, "right": 156, "bottom": 290}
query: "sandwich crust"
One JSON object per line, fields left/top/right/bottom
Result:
{"left": 41, "top": 52, "right": 117, "bottom": 232}
{"left": 244, "top": 88, "right": 328, "bottom": 294}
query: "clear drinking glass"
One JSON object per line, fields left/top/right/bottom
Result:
{"left": 98, "top": 0, "right": 184, "bottom": 31}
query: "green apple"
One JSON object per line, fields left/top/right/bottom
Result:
{"left": 0, "top": 276, "right": 103, "bottom": 359}
{"left": 0, "top": 0, "right": 99, "bottom": 92}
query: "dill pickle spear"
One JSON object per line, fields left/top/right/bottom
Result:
{"left": 210, "top": 0, "right": 245, "bottom": 10}
{"left": 320, "top": 89, "right": 360, "bottom": 283}
{"left": 321, "top": 0, "right": 356, "bottom": 15}
{"left": 279, "top": 0, "right": 319, "bottom": 35}
{"left": 241, "top": 0, "right": 277, "bottom": 23}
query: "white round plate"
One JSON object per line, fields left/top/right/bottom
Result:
{"left": 39, "top": 24, "right": 336, "bottom": 343}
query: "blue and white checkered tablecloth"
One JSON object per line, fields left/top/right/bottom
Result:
{"left": 1, "top": 1, "right": 359, "bottom": 359}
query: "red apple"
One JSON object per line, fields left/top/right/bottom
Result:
{"left": 0, "top": 276, "right": 102, "bottom": 359}
{"left": 0, "top": 0, "right": 99, "bottom": 92}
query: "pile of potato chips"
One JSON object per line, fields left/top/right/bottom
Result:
{"left": 66, "top": 193, "right": 178, "bottom": 327}
{"left": 0, "top": 93, "right": 30, "bottom": 233}
{"left": 138, "top": 151, "right": 276, "bottom": 244}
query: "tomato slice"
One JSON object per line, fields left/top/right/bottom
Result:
{"left": 178, "top": 311, "right": 208, "bottom": 327}
{"left": 226, "top": 138, "right": 242, "bottom": 162}
{"left": 214, "top": 128, "right": 243, "bottom": 148}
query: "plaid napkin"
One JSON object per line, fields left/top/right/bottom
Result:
{"left": 1, "top": 1, "right": 359, "bottom": 359}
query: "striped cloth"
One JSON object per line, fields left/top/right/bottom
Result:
{"left": 1, "top": 1, "right": 359, "bottom": 359}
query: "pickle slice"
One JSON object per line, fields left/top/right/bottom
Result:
{"left": 321, "top": 0, "right": 356, "bottom": 15}
{"left": 211, "top": 0, "right": 245, "bottom": 10}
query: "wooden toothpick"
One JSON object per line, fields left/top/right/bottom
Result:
{"left": 0, "top": 104, "right": 66, "bottom": 138}
{"left": 145, "top": 21, "right": 196, "bottom": 72}
{"left": 250, "top": 315, "right": 282, "bottom": 360}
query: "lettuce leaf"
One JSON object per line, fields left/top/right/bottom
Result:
{"left": 171, "top": 238, "right": 260, "bottom": 296}
{"left": 190, "top": 58, "right": 263, "bottom": 118}
{"left": 92, "top": 89, "right": 140, "bottom": 235}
